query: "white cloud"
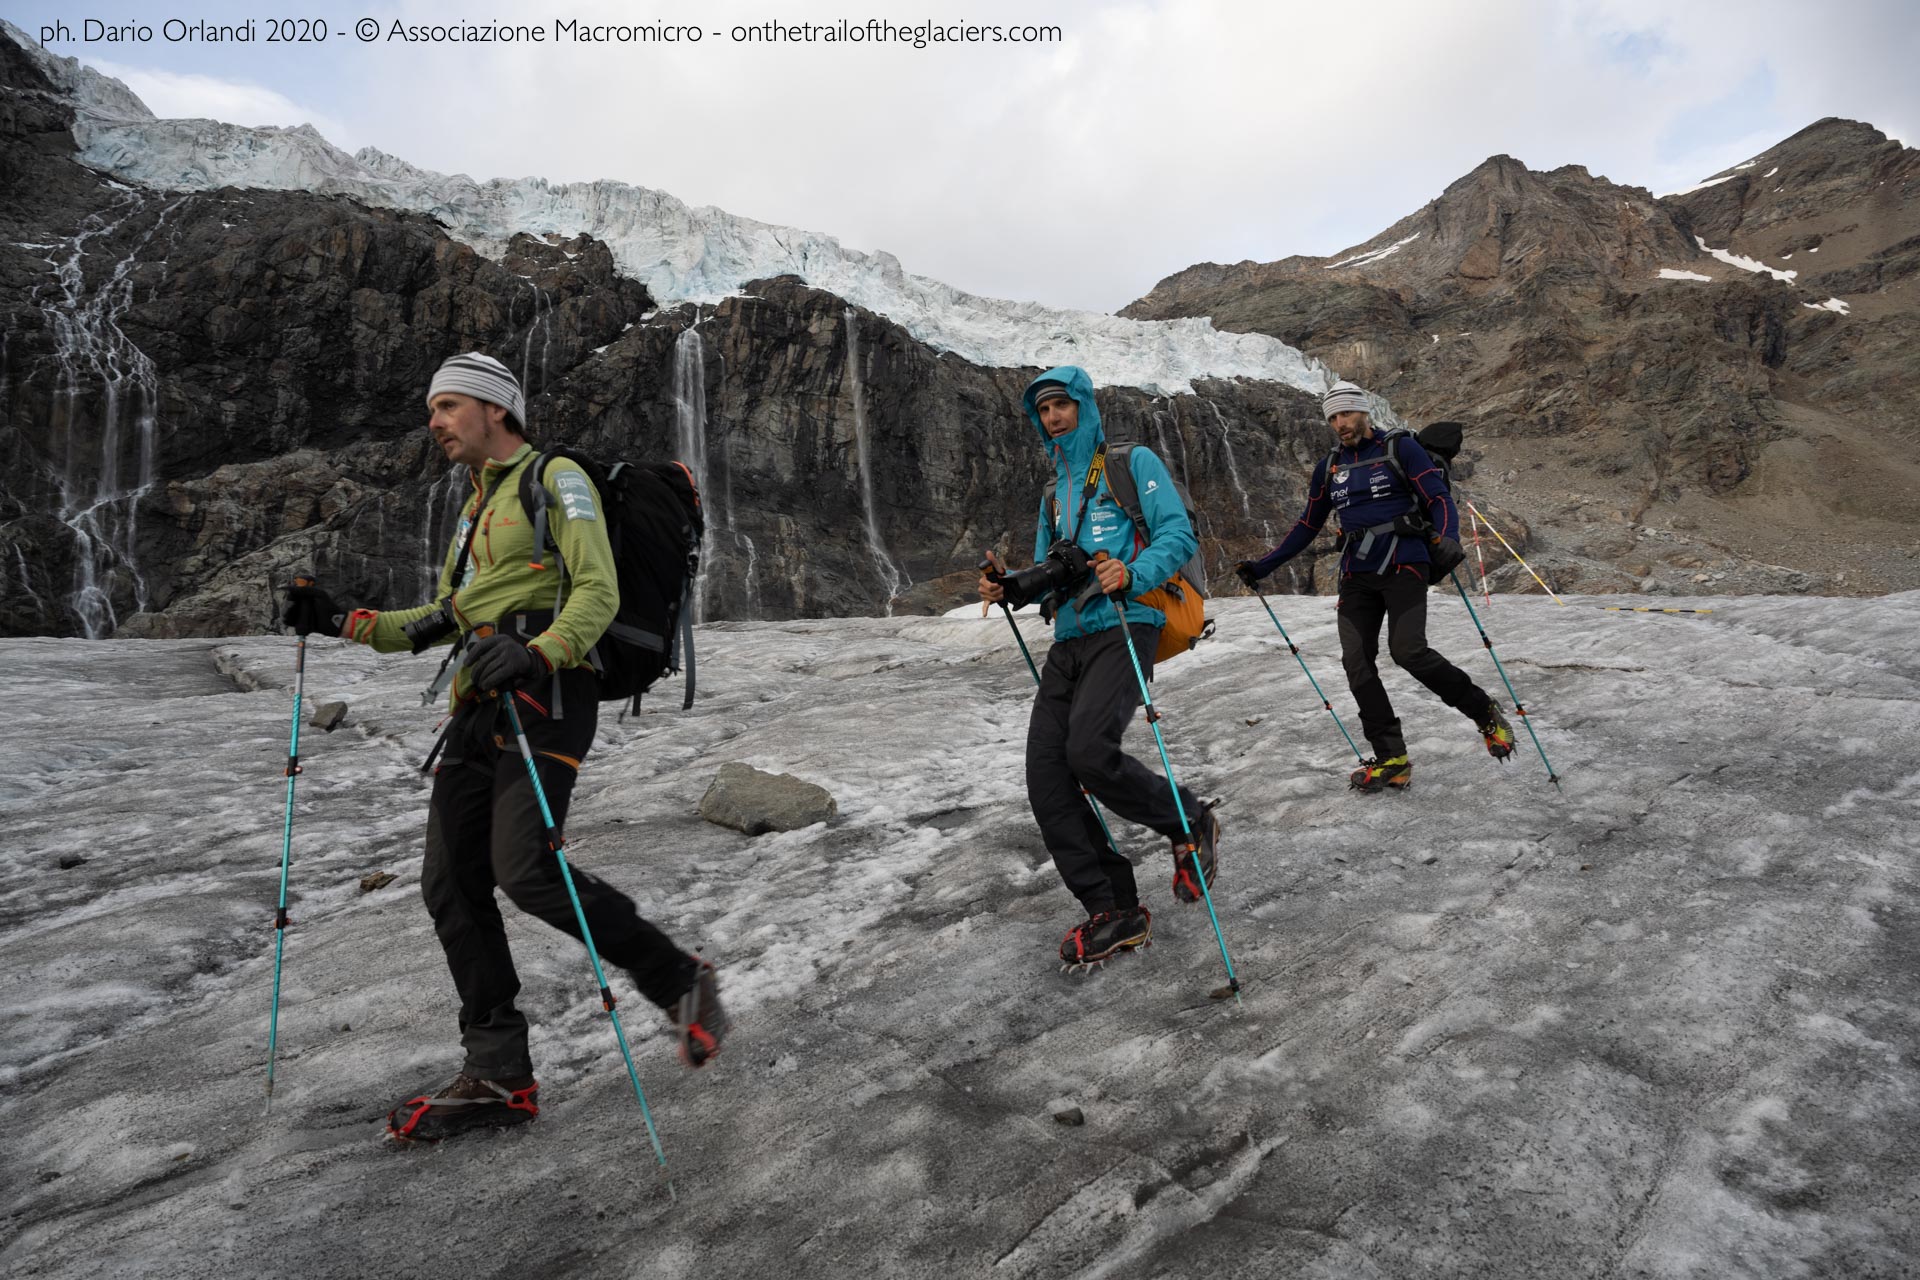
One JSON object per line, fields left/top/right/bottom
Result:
{"left": 88, "top": 58, "right": 358, "bottom": 150}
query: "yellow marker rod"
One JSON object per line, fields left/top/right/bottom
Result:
{"left": 1465, "top": 502, "right": 1565, "bottom": 605}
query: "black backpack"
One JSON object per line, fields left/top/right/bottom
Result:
{"left": 519, "top": 450, "right": 704, "bottom": 712}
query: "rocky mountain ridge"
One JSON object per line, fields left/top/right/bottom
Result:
{"left": 1124, "top": 120, "right": 1920, "bottom": 596}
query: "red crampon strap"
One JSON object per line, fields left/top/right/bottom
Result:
{"left": 386, "top": 1081, "right": 539, "bottom": 1141}
{"left": 388, "top": 1095, "right": 435, "bottom": 1140}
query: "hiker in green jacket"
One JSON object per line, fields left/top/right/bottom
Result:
{"left": 283, "top": 353, "right": 725, "bottom": 1142}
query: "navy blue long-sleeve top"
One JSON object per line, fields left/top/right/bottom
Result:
{"left": 1251, "top": 431, "right": 1458, "bottom": 578}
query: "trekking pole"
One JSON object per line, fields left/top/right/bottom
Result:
{"left": 263, "top": 618, "right": 310, "bottom": 1114}
{"left": 494, "top": 662, "right": 675, "bottom": 1199}
{"left": 982, "top": 553, "right": 1123, "bottom": 852}
{"left": 1249, "top": 587, "right": 1363, "bottom": 762}
{"left": 1447, "top": 571, "right": 1561, "bottom": 786}
{"left": 1093, "top": 561, "right": 1242, "bottom": 1002}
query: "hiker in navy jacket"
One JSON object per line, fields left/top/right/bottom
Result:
{"left": 1237, "top": 382, "right": 1514, "bottom": 791}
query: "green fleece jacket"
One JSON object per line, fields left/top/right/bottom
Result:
{"left": 344, "top": 443, "right": 618, "bottom": 708}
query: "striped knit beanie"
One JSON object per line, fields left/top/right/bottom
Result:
{"left": 427, "top": 352, "right": 526, "bottom": 428}
{"left": 1322, "top": 381, "right": 1370, "bottom": 420}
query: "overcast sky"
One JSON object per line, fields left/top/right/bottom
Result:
{"left": 14, "top": 0, "right": 1918, "bottom": 312}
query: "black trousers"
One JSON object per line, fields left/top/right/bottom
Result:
{"left": 1026, "top": 623, "right": 1202, "bottom": 916}
{"left": 420, "top": 669, "right": 697, "bottom": 1080}
{"left": 1337, "top": 569, "right": 1493, "bottom": 760}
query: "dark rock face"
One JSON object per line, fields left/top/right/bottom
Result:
{"left": 0, "top": 35, "right": 1334, "bottom": 637}
{"left": 1125, "top": 125, "right": 1920, "bottom": 596}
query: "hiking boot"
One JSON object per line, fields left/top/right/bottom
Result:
{"left": 1480, "top": 705, "right": 1516, "bottom": 760}
{"left": 1171, "top": 805, "right": 1220, "bottom": 904}
{"left": 387, "top": 1072, "right": 538, "bottom": 1143}
{"left": 1059, "top": 906, "right": 1152, "bottom": 971}
{"left": 1349, "top": 755, "right": 1412, "bottom": 792}
{"left": 668, "top": 960, "right": 728, "bottom": 1069}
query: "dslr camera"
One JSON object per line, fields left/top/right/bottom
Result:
{"left": 983, "top": 540, "right": 1092, "bottom": 610}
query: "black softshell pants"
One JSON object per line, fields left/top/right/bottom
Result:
{"left": 421, "top": 668, "right": 698, "bottom": 1081}
{"left": 1337, "top": 568, "right": 1494, "bottom": 760}
{"left": 1026, "top": 622, "right": 1202, "bottom": 916}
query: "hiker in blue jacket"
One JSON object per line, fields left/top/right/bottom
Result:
{"left": 977, "top": 366, "right": 1219, "bottom": 969}
{"left": 1237, "top": 381, "right": 1514, "bottom": 791}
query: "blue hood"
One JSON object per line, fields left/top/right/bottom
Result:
{"left": 1024, "top": 366, "right": 1103, "bottom": 477}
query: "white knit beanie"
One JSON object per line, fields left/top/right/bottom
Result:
{"left": 427, "top": 352, "right": 526, "bottom": 428}
{"left": 1322, "top": 381, "right": 1371, "bottom": 420}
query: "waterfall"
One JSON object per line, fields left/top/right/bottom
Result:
{"left": 519, "top": 282, "right": 554, "bottom": 397}
{"left": 11, "top": 546, "right": 46, "bottom": 617}
{"left": 1204, "top": 399, "right": 1253, "bottom": 516}
{"left": 36, "top": 197, "right": 180, "bottom": 637}
{"left": 670, "top": 325, "right": 712, "bottom": 621}
{"left": 418, "top": 462, "right": 469, "bottom": 596}
{"left": 843, "top": 308, "right": 907, "bottom": 614}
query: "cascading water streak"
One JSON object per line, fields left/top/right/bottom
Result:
{"left": 844, "top": 308, "right": 907, "bottom": 615}
{"left": 419, "top": 463, "right": 469, "bottom": 597}
{"left": 1204, "top": 399, "right": 1253, "bottom": 517}
{"left": 671, "top": 324, "right": 712, "bottom": 621}
{"left": 36, "top": 196, "right": 182, "bottom": 636}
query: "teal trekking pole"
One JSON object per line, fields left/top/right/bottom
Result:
{"left": 491, "top": 643, "right": 675, "bottom": 1198}
{"left": 263, "top": 617, "right": 310, "bottom": 1113}
{"left": 1090, "top": 560, "right": 1242, "bottom": 1002}
{"left": 982, "top": 553, "right": 1122, "bottom": 853}
{"left": 1249, "top": 586, "right": 1364, "bottom": 761}
{"left": 1448, "top": 570, "right": 1560, "bottom": 786}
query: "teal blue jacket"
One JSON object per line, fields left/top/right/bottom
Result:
{"left": 1025, "top": 366, "right": 1198, "bottom": 642}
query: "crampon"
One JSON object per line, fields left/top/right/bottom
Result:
{"left": 1058, "top": 906, "right": 1152, "bottom": 975}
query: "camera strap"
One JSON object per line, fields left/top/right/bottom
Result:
{"left": 1051, "top": 442, "right": 1108, "bottom": 546}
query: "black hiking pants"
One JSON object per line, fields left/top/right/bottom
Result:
{"left": 421, "top": 668, "right": 698, "bottom": 1081}
{"left": 1026, "top": 623, "right": 1202, "bottom": 917}
{"left": 1337, "top": 568, "right": 1494, "bottom": 760}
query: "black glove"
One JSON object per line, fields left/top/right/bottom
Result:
{"left": 1427, "top": 535, "right": 1466, "bottom": 584}
{"left": 1234, "top": 560, "right": 1264, "bottom": 590}
{"left": 465, "top": 632, "right": 548, "bottom": 692}
{"left": 282, "top": 577, "right": 346, "bottom": 637}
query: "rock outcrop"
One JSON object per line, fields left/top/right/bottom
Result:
{"left": 0, "top": 33, "right": 1331, "bottom": 637}
{"left": 1125, "top": 124, "right": 1920, "bottom": 596}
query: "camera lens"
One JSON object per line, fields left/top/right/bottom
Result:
{"left": 403, "top": 605, "right": 458, "bottom": 654}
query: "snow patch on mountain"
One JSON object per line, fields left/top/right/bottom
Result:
{"left": 1658, "top": 268, "right": 1715, "bottom": 282}
{"left": 1325, "top": 232, "right": 1421, "bottom": 270}
{"left": 1696, "top": 236, "right": 1798, "bottom": 283}
{"left": 1, "top": 22, "right": 1328, "bottom": 399}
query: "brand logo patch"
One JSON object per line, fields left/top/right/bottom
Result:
{"left": 1144, "top": 479, "right": 1159, "bottom": 493}
{"left": 554, "top": 470, "right": 598, "bottom": 522}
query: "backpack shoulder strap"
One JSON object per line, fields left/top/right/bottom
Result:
{"left": 1102, "top": 443, "right": 1150, "bottom": 545}
{"left": 1379, "top": 429, "right": 1414, "bottom": 493}
{"left": 518, "top": 449, "right": 561, "bottom": 570}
